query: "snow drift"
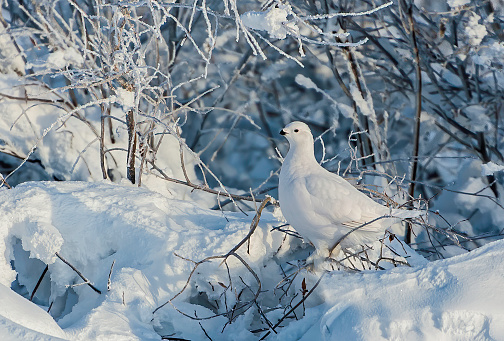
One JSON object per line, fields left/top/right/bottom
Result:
{"left": 1, "top": 181, "right": 503, "bottom": 340}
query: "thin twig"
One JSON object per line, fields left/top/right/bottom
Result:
{"left": 400, "top": 0, "right": 423, "bottom": 244}
{"left": 149, "top": 161, "right": 262, "bottom": 203}
{"left": 126, "top": 110, "right": 136, "bottom": 184}
{"left": 153, "top": 197, "right": 271, "bottom": 316}
{"left": 107, "top": 260, "right": 115, "bottom": 291}
{"left": 259, "top": 273, "right": 325, "bottom": 340}
{"left": 55, "top": 252, "right": 101, "bottom": 294}
{"left": 0, "top": 173, "right": 12, "bottom": 189}
{"left": 30, "top": 265, "right": 48, "bottom": 301}
{"left": 199, "top": 322, "right": 213, "bottom": 341}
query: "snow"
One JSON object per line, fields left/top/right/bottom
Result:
{"left": 464, "top": 105, "right": 492, "bottom": 132}
{"left": 464, "top": 13, "right": 487, "bottom": 47}
{"left": 0, "top": 74, "right": 203, "bottom": 203}
{"left": 306, "top": 240, "right": 504, "bottom": 340}
{"left": 2, "top": 181, "right": 504, "bottom": 340}
{"left": 294, "top": 74, "right": 339, "bottom": 111}
{"left": 473, "top": 41, "right": 504, "bottom": 67}
{"left": 0, "top": 283, "right": 67, "bottom": 340}
{"left": 447, "top": 0, "right": 470, "bottom": 8}
{"left": 45, "top": 48, "right": 84, "bottom": 69}
{"left": 2, "top": 1, "right": 504, "bottom": 339}
{"left": 0, "top": 75, "right": 105, "bottom": 182}
{"left": 114, "top": 87, "right": 135, "bottom": 109}
{"left": 0, "top": 23, "right": 25, "bottom": 75}
{"left": 349, "top": 82, "right": 375, "bottom": 118}
{"left": 241, "top": 5, "right": 299, "bottom": 40}
{"left": 431, "top": 64, "right": 463, "bottom": 87}
{"left": 294, "top": 74, "right": 318, "bottom": 90}
{"left": 481, "top": 161, "right": 504, "bottom": 176}
{"left": 0, "top": 181, "right": 288, "bottom": 340}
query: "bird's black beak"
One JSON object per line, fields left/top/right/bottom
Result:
{"left": 280, "top": 130, "right": 287, "bottom": 135}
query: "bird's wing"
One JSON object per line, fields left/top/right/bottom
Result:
{"left": 303, "top": 170, "right": 387, "bottom": 231}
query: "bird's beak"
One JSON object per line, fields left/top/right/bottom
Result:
{"left": 280, "top": 129, "right": 287, "bottom": 135}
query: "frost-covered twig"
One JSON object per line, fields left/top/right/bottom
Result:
{"left": 0, "top": 172, "right": 11, "bottom": 189}
{"left": 301, "top": 1, "right": 393, "bottom": 20}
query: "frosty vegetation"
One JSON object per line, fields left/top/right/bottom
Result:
{"left": 1, "top": 0, "right": 504, "bottom": 339}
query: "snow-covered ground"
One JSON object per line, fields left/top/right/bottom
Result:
{"left": 1, "top": 181, "right": 503, "bottom": 340}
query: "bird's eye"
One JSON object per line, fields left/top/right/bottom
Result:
{"left": 294, "top": 129, "right": 299, "bottom": 133}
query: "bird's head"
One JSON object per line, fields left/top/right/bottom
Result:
{"left": 280, "top": 121, "right": 313, "bottom": 147}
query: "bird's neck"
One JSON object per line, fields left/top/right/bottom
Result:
{"left": 283, "top": 143, "right": 318, "bottom": 176}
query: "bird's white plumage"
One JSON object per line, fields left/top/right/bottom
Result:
{"left": 278, "top": 121, "right": 415, "bottom": 263}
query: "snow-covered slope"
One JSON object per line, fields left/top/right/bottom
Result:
{"left": 274, "top": 240, "right": 504, "bottom": 340}
{"left": 1, "top": 181, "right": 503, "bottom": 340}
{"left": 0, "top": 283, "right": 67, "bottom": 340}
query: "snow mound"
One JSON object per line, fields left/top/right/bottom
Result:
{"left": 1, "top": 181, "right": 503, "bottom": 340}
{"left": 0, "top": 283, "right": 67, "bottom": 340}
{"left": 1, "top": 181, "right": 291, "bottom": 340}
{"left": 272, "top": 239, "right": 504, "bottom": 340}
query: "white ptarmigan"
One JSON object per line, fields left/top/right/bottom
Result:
{"left": 278, "top": 121, "right": 418, "bottom": 266}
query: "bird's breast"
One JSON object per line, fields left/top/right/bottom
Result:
{"left": 279, "top": 176, "right": 317, "bottom": 226}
